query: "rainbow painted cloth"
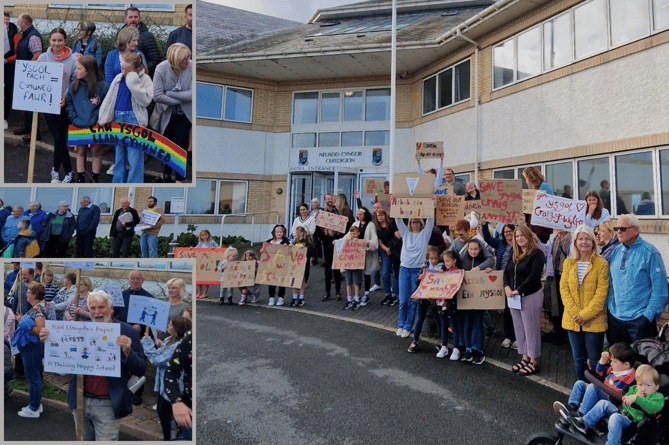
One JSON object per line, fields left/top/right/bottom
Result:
{"left": 68, "top": 122, "right": 187, "bottom": 177}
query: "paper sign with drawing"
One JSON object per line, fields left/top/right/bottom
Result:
{"left": 126, "top": 295, "right": 171, "bottom": 331}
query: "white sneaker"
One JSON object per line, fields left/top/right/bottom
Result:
{"left": 18, "top": 406, "right": 40, "bottom": 418}
{"left": 268, "top": 297, "right": 275, "bottom": 306}
{"left": 106, "top": 164, "right": 114, "bottom": 175}
{"left": 50, "top": 168, "right": 60, "bottom": 183}
{"left": 251, "top": 295, "right": 258, "bottom": 304}
{"left": 61, "top": 171, "right": 73, "bottom": 183}
{"left": 501, "top": 338, "right": 512, "bottom": 348}
{"left": 4, "top": 120, "right": 8, "bottom": 130}
{"left": 276, "top": 297, "right": 284, "bottom": 306}
{"left": 239, "top": 295, "right": 246, "bottom": 305}
{"left": 396, "top": 328, "right": 403, "bottom": 336}
{"left": 369, "top": 284, "right": 380, "bottom": 292}
{"left": 511, "top": 341, "right": 518, "bottom": 350}
{"left": 436, "top": 345, "right": 449, "bottom": 358}
{"left": 400, "top": 329, "right": 410, "bottom": 338}
{"left": 450, "top": 348, "right": 461, "bottom": 361}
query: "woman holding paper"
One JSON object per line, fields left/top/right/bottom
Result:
{"left": 560, "top": 224, "right": 609, "bottom": 381}
{"left": 350, "top": 207, "right": 379, "bottom": 306}
{"left": 64, "top": 276, "right": 92, "bottom": 321}
{"left": 504, "top": 224, "right": 546, "bottom": 376}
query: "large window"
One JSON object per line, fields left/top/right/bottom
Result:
{"left": 196, "top": 83, "right": 223, "bottom": 120}
{"left": 293, "top": 92, "right": 319, "bottom": 124}
{"left": 659, "top": 149, "right": 669, "bottom": 214}
{"left": 187, "top": 181, "right": 216, "bottom": 215}
{"left": 545, "top": 162, "right": 574, "bottom": 198}
{"left": 219, "top": 181, "right": 248, "bottom": 215}
{"left": 321, "top": 92, "right": 340, "bottom": 122}
{"left": 186, "top": 180, "right": 248, "bottom": 215}
{"left": 610, "top": 0, "right": 649, "bottom": 47}
{"left": 1, "top": 187, "right": 114, "bottom": 214}
{"left": 292, "top": 133, "right": 316, "bottom": 148}
{"left": 654, "top": 0, "right": 669, "bottom": 31}
{"left": 365, "top": 89, "right": 390, "bottom": 122}
{"left": 574, "top": 0, "right": 607, "bottom": 59}
{"left": 615, "top": 152, "right": 655, "bottom": 216}
{"left": 152, "top": 187, "right": 185, "bottom": 214}
{"left": 224, "top": 87, "right": 253, "bottom": 122}
{"left": 343, "top": 91, "right": 363, "bottom": 121}
{"left": 493, "top": 39, "right": 515, "bottom": 88}
{"left": 517, "top": 27, "right": 541, "bottom": 80}
{"left": 318, "top": 132, "right": 340, "bottom": 147}
{"left": 364, "top": 130, "right": 390, "bottom": 146}
{"left": 543, "top": 12, "right": 572, "bottom": 71}
{"left": 423, "top": 59, "right": 471, "bottom": 115}
{"left": 294, "top": 88, "right": 390, "bottom": 124}
{"left": 196, "top": 82, "right": 252, "bottom": 123}
{"left": 341, "top": 131, "right": 363, "bottom": 146}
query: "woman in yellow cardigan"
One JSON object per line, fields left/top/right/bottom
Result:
{"left": 560, "top": 224, "right": 609, "bottom": 381}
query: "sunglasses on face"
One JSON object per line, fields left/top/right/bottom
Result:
{"left": 613, "top": 226, "right": 633, "bottom": 232}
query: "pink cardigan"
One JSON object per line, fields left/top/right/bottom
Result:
{"left": 64, "top": 293, "right": 91, "bottom": 321}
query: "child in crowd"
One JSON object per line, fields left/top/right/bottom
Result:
{"left": 195, "top": 229, "right": 218, "bottom": 299}
{"left": 567, "top": 364, "right": 664, "bottom": 445}
{"left": 98, "top": 52, "right": 153, "bottom": 183}
{"left": 439, "top": 250, "right": 460, "bottom": 357}
{"left": 65, "top": 55, "right": 109, "bottom": 183}
{"left": 554, "top": 343, "right": 636, "bottom": 418}
{"left": 266, "top": 225, "right": 289, "bottom": 306}
{"left": 219, "top": 247, "right": 238, "bottom": 305}
{"left": 290, "top": 225, "right": 314, "bottom": 307}
{"left": 454, "top": 238, "right": 493, "bottom": 365}
{"left": 239, "top": 250, "right": 261, "bottom": 305}
{"left": 320, "top": 227, "right": 343, "bottom": 302}
{"left": 342, "top": 226, "right": 364, "bottom": 310}
{"left": 41, "top": 268, "right": 59, "bottom": 303}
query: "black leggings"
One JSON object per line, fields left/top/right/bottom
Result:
{"left": 157, "top": 395, "right": 173, "bottom": 440}
{"left": 268, "top": 286, "right": 285, "bottom": 298}
{"left": 45, "top": 108, "right": 72, "bottom": 174}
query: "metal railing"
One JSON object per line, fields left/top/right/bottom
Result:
{"left": 219, "top": 211, "right": 281, "bottom": 246}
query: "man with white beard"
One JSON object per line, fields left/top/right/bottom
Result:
{"left": 39, "top": 290, "right": 145, "bottom": 440}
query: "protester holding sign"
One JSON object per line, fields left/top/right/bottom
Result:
{"left": 583, "top": 190, "right": 610, "bottom": 229}
{"left": 522, "top": 166, "right": 554, "bottom": 243}
{"left": 238, "top": 250, "right": 261, "bottom": 305}
{"left": 218, "top": 248, "right": 238, "bottom": 304}
{"left": 290, "top": 204, "right": 316, "bottom": 241}
{"left": 194, "top": 229, "right": 218, "bottom": 299}
{"left": 38, "top": 28, "right": 77, "bottom": 184}
{"left": 350, "top": 207, "right": 379, "bottom": 306}
{"left": 289, "top": 226, "right": 314, "bottom": 307}
{"left": 341, "top": 226, "right": 365, "bottom": 310}
{"left": 335, "top": 194, "right": 354, "bottom": 232}
{"left": 375, "top": 209, "right": 400, "bottom": 306}
{"left": 64, "top": 276, "right": 92, "bottom": 322}
{"left": 320, "top": 227, "right": 343, "bottom": 302}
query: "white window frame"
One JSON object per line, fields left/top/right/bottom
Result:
{"left": 151, "top": 187, "right": 185, "bottom": 215}
{"left": 196, "top": 82, "right": 253, "bottom": 124}
{"left": 184, "top": 179, "right": 249, "bottom": 216}
{"left": 422, "top": 58, "right": 472, "bottom": 116}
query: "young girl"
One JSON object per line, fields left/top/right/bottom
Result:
{"left": 195, "top": 229, "right": 218, "bottom": 299}
{"left": 98, "top": 52, "right": 153, "bottom": 183}
{"left": 219, "top": 247, "right": 238, "bottom": 305}
{"left": 351, "top": 207, "right": 379, "bottom": 305}
{"left": 440, "top": 251, "right": 460, "bottom": 357}
{"left": 408, "top": 247, "right": 445, "bottom": 354}
{"left": 65, "top": 55, "right": 109, "bottom": 183}
{"left": 290, "top": 226, "right": 314, "bottom": 307}
{"left": 341, "top": 226, "right": 364, "bottom": 310}
{"left": 41, "top": 268, "right": 59, "bottom": 303}
{"left": 455, "top": 238, "right": 494, "bottom": 365}
{"left": 239, "top": 250, "right": 261, "bottom": 305}
{"left": 266, "top": 225, "right": 289, "bottom": 306}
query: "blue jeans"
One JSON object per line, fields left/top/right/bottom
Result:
{"left": 21, "top": 341, "right": 43, "bottom": 411}
{"left": 380, "top": 252, "right": 398, "bottom": 296}
{"left": 112, "top": 110, "right": 144, "bottom": 183}
{"left": 412, "top": 300, "right": 448, "bottom": 345}
{"left": 373, "top": 269, "right": 381, "bottom": 286}
{"left": 583, "top": 399, "right": 631, "bottom": 445}
{"left": 462, "top": 309, "right": 484, "bottom": 353}
{"left": 451, "top": 310, "right": 464, "bottom": 349}
{"left": 607, "top": 313, "right": 658, "bottom": 346}
{"left": 398, "top": 266, "right": 421, "bottom": 331}
{"left": 568, "top": 330, "right": 605, "bottom": 382}
{"left": 140, "top": 233, "right": 158, "bottom": 258}
{"left": 569, "top": 380, "right": 609, "bottom": 415}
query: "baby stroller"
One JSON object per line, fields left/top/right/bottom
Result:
{"left": 525, "top": 324, "right": 669, "bottom": 445}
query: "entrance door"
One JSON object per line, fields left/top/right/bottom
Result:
{"left": 312, "top": 173, "right": 333, "bottom": 204}
{"left": 336, "top": 174, "right": 356, "bottom": 210}
{"left": 290, "top": 174, "right": 312, "bottom": 220}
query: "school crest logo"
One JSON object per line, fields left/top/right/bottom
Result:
{"left": 372, "top": 148, "right": 382, "bottom": 166}
{"left": 298, "top": 150, "right": 308, "bottom": 166}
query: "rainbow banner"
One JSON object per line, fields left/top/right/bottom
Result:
{"left": 68, "top": 122, "right": 187, "bottom": 178}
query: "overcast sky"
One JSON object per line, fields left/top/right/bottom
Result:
{"left": 205, "top": 0, "right": 360, "bottom": 23}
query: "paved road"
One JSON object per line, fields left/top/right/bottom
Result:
{"left": 197, "top": 304, "right": 562, "bottom": 445}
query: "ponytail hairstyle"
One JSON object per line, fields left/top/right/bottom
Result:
{"left": 123, "top": 52, "right": 145, "bottom": 73}
{"left": 73, "top": 55, "right": 102, "bottom": 99}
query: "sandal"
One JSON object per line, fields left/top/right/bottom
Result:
{"left": 519, "top": 362, "right": 539, "bottom": 376}
{"left": 512, "top": 359, "right": 529, "bottom": 373}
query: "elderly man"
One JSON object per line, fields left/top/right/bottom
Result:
{"left": 13, "top": 13, "right": 43, "bottom": 140}
{"left": 140, "top": 196, "right": 164, "bottom": 259}
{"left": 110, "top": 198, "right": 139, "bottom": 258}
{"left": 40, "top": 290, "right": 146, "bottom": 440}
{"left": 118, "top": 7, "right": 161, "bottom": 76}
{"left": 76, "top": 196, "right": 101, "bottom": 258}
{"left": 165, "top": 4, "right": 192, "bottom": 51}
{"left": 1, "top": 206, "right": 26, "bottom": 247}
{"left": 607, "top": 214, "right": 669, "bottom": 345}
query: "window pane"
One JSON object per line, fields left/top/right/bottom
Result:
{"left": 170, "top": 262, "right": 193, "bottom": 271}
{"left": 365, "top": 88, "right": 390, "bottom": 122}
{"left": 151, "top": 187, "right": 184, "bottom": 214}
{"left": 455, "top": 173, "right": 470, "bottom": 186}
{"left": 660, "top": 149, "right": 669, "bottom": 214}
{"left": 219, "top": 181, "right": 247, "bottom": 215}
{"left": 438, "top": 69, "right": 452, "bottom": 108}
{"left": 75, "top": 187, "right": 114, "bottom": 214}
{"left": 454, "top": 60, "right": 470, "bottom": 103}
{"left": 320, "top": 92, "right": 340, "bottom": 122}
{"left": 577, "top": 157, "right": 611, "bottom": 210}
{"left": 293, "top": 92, "right": 319, "bottom": 124}
{"left": 292, "top": 133, "right": 316, "bottom": 148}
{"left": 493, "top": 169, "right": 514, "bottom": 179}
{"left": 544, "top": 13, "right": 572, "bottom": 70}
{"left": 131, "top": 4, "right": 174, "bottom": 11}
{"left": 423, "top": 76, "right": 436, "bottom": 114}
{"left": 653, "top": 0, "right": 669, "bottom": 31}
{"left": 364, "top": 131, "right": 390, "bottom": 146}
{"left": 196, "top": 83, "right": 223, "bottom": 119}
{"left": 574, "top": 0, "right": 607, "bottom": 59}
{"left": 517, "top": 166, "right": 542, "bottom": 189}
{"left": 187, "top": 180, "right": 216, "bottom": 214}
{"left": 2, "top": 188, "right": 32, "bottom": 213}
{"left": 615, "top": 152, "right": 654, "bottom": 216}
{"left": 318, "top": 132, "right": 340, "bottom": 147}
{"left": 35, "top": 188, "right": 73, "bottom": 214}
{"left": 493, "top": 39, "right": 515, "bottom": 88}
{"left": 545, "top": 162, "right": 574, "bottom": 198}
{"left": 610, "top": 0, "right": 649, "bottom": 46}
{"left": 517, "top": 27, "right": 541, "bottom": 80}
{"left": 137, "top": 262, "right": 168, "bottom": 270}
{"left": 341, "top": 131, "right": 363, "bottom": 146}
{"left": 224, "top": 87, "right": 252, "bottom": 122}
{"left": 343, "top": 90, "right": 363, "bottom": 121}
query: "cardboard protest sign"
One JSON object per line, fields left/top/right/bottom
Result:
{"left": 97, "top": 284, "right": 124, "bottom": 307}
{"left": 530, "top": 193, "right": 587, "bottom": 232}
{"left": 523, "top": 189, "right": 541, "bottom": 214}
{"left": 478, "top": 179, "right": 524, "bottom": 225}
{"left": 315, "top": 211, "right": 349, "bottom": 233}
{"left": 411, "top": 270, "right": 464, "bottom": 300}
{"left": 456, "top": 271, "right": 505, "bottom": 310}
{"left": 464, "top": 199, "right": 482, "bottom": 215}
{"left": 415, "top": 142, "right": 444, "bottom": 159}
{"left": 222, "top": 260, "right": 256, "bottom": 287}
{"left": 392, "top": 173, "right": 435, "bottom": 198}
{"left": 68, "top": 123, "right": 187, "bottom": 178}
{"left": 174, "top": 247, "right": 228, "bottom": 285}
{"left": 332, "top": 239, "right": 366, "bottom": 270}
{"left": 13, "top": 61, "right": 64, "bottom": 115}
{"left": 63, "top": 262, "right": 96, "bottom": 270}
{"left": 376, "top": 194, "right": 391, "bottom": 214}
{"left": 364, "top": 178, "right": 385, "bottom": 195}
{"left": 433, "top": 185, "right": 451, "bottom": 196}
{"left": 390, "top": 196, "right": 434, "bottom": 219}
{"left": 256, "top": 244, "right": 308, "bottom": 288}
{"left": 436, "top": 195, "right": 465, "bottom": 226}
{"left": 44, "top": 320, "right": 121, "bottom": 377}
{"left": 127, "top": 295, "right": 171, "bottom": 331}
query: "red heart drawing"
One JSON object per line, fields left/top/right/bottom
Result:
{"left": 488, "top": 275, "right": 497, "bottom": 283}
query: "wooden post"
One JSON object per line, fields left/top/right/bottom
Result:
{"left": 73, "top": 268, "right": 84, "bottom": 441}
{"left": 27, "top": 113, "right": 38, "bottom": 183}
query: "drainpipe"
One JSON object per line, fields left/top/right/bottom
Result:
{"left": 456, "top": 30, "right": 480, "bottom": 185}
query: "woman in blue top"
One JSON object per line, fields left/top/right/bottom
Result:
{"left": 71, "top": 20, "right": 102, "bottom": 66}
{"left": 104, "top": 27, "right": 147, "bottom": 85}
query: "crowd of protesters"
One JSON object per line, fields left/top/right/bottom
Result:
{"left": 4, "top": 5, "right": 193, "bottom": 184}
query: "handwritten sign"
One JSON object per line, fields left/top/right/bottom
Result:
{"left": 315, "top": 211, "right": 349, "bottom": 233}
{"left": 376, "top": 194, "right": 391, "bottom": 214}
{"left": 456, "top": 271, "right": 505, "bottom": 310}
{"left": 523, "top": 189, "right": 541, "bottom": 214}
{"left": 127, "top": 295, "right": 170, "bottom": 331}
{"left": 390, "top": 196, "right": 434, "bottom": 219}
{"left": 332, "top": 239, "right": 366, "bottom": 270}
{"left": 530, "top": 193, "right": 587, "bottom": 232}
{"left": 13, "top": 60, "right": 64, "bottom": 115}
{"left": 96, "top": 284, "right": 124, "bottom": 307}
{"left": 464, "top": 199, "right": 482, "bottom": 215}
{"left": 436, "top": 195, "right": 465, "bottom": 226}
{"left": 256, "top": 244, "right": 307, "bottom": 288}
{"left": 222, "top": 260, "right": 256, "bottom": 287}
{"left": 478, "top": 179, "right": 524, "bottom": 225}
{"left": 393, "top": 173, "right": 435, "bottom": 198}
{"left": 411, "top": 270, "right": 464, "bottom": 300}
{"left": 433, "top": 186, "right": 451, "bottom": 196}
{"left": 63, "top": 262, "right": 96, "bottom": 270}
{"left": 44, "top": 320, "right": 121, "bottom": 377}
{"left": 415, "top": 141, "right": 444, "bottom": 159}
{"left": 174, "top": 247, "right": 228, "bottom": 285}
{"left": 364, "top": 178, "right": 385, "bottom": 195}
{"left": 140, "top": 209, "right": 161, "bottom": 226}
